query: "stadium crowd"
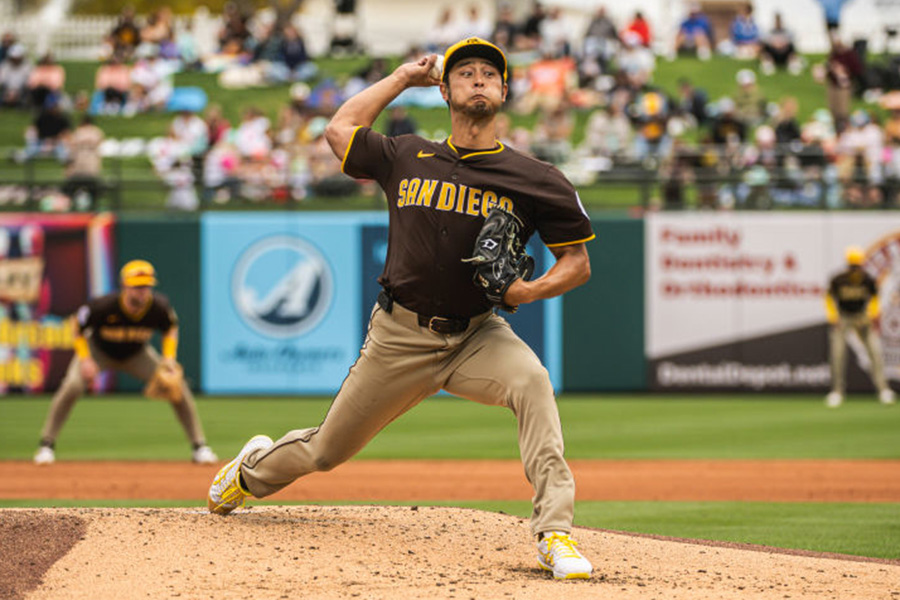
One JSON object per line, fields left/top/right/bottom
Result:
{"left": 1, "top": 1, "right": 899, "bottom": 210}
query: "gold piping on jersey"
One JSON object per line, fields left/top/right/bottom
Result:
{"left": 447, "top": 136, "right": 505, "bottom": 159}
{"left": 119, "top": 292, "right": 154, "bottom": 322}
{"left": 340, "top": 126, "right": 363, "bottom": 174}
{"left": 546, "top": 234, "right": 596, "bottom": 248}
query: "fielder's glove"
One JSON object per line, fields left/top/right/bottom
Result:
{"left": 144, "top": 361, "right": 185, "bottom": 404}
{"left": 462, "top": 207, "right": 535, "bottom": 313}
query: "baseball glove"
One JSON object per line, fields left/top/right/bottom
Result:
{"left": 144, "top": 362, "right": 185, "bottom": 404}
{"left": 462, "top": 207, "right": 535, "bottom": 313}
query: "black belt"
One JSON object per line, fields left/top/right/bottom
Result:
{"left": 377, "top": 290, "right": 470, "bottom": 334}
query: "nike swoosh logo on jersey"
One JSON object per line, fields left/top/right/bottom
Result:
{"left": 417, "top": 151, "right": 435, "bottom": 158}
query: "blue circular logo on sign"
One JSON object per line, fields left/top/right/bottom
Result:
{"left": 231, "top": 235, "right": 334, "bottom": 338}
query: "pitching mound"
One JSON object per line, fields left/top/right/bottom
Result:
{"left": 2, "top": 506, "right": 898, "bottom": 600}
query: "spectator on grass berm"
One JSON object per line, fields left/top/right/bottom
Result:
{"left": 815, "top": 34, "right": 864, "bottom": 130}
{"left": 539, "top": 6, "right": 571, "bottom": 58}
{"left": 203, "top": 132, "right": 242, "bottom": 204}
{"left": 0, "top": 32, "right": 16, "bottom": 63}
{"left": 306, "top": 115, "right": 359, "bottom": 198}
{"left": 760, "top": 12, "right": 802, "bottom": 75}
{"left": 676, "top": 78, "right": 709, "bottom": 128}
{"left": 141, "top": 7, "right": 174, "bottom": 46}
{"left": 164, "top": 157, "right": 200, "bottom": 211}
{"left": 623, "top": 11, "right": 652, "bottom": 48}
{"left": 27, "top": 53, "right": 65, "bottom": 111}
{"left": 710, "top": 97, "right": 747, "bottom": 147}
{"left": 579, "top": 91, "right": 633, "bottom": 161}
{"left": 218, "top": 2, "right": 252, "bottom": 52}
{"left": 628, "top": 87, "right": 672, "bottom": 164}
{"left": 23, "top": 95, "right": 70, "bottom": 163}
{"left": 787, "top": 118, "right": 840, "bottom": 207}
{"left": 385, "top": 106, "right": 417, "bottom": 137}
{"left": 63, "top": 116, "right": 104, "bottom": 211}
{"left": 733, "top": 69, "right": 766, "bottom": 128}
{"left": 204, "top": 104, "right": 231, "bottom": 147}
{"left": 343, "top": 57, "right": 389, "bottom": 98}
{"left": 458, "top": 4, "right": 493, "bottom": 41}
{"left": 774, "top": 96, "right": 802, "bottom": 146}
{"left": 617, "top": 31, "right": 656, "bottom": 89}
{"left": 520, "top": 1, "right": 547, "bottom": 50}
{"left": 881, "top": 93, "right": 900, "bottom": 182}
{"left": 108, "top": 6, "right": 141, "bottom": 61}
{"left": 278, "top": 25, "right": 318, "bottom": 83}
{"left": 492, "top": 3, "right": 521, "bottom": 51}
{"left": 727, "top": 3, "right": 760, "bottom": 60}
{"left": 836, "top": 110, "right": 885, "bottom": 207}
{"left": 514, "top": 52, "right": 577, "bottom": 114}
{"left": 427, "top": 7, "right": 460, "bottom": 53}
{"left": 148, "top": 125, "right": 188, "bottom": 175}
{"left": 172, "top": 109, "right": 209, "bottom": 177}
{"left": 0, "top": 44, "right": 31, "bottom": 108}
{"left": 235, "top": 106, "right": 272, "bottom": 161}
{"left": 176, "top": 21, "right": 202, "bottom": 71}
{"left": 818, "top": 0, "right": 854, "bottom": 33}
{"left": 95, "top": 56, "right": 131, "bottom": 115}
{"left": 675, "top": 3, "right": 713, "bottom": 61}
{"left": 582, "top": 6, "right": 618, "bottom": 73}
{"left": 125, "top": 45, "right": 174, "bottom": 116}
{"left": 531, "top": 104, "right": 574, "bottom": 165}
{"left": 253, "top": 22, "right": 285, "bottom": 78}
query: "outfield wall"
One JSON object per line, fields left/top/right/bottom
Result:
{"left": 3, "top": 211, "right": 900, "bottom": 395}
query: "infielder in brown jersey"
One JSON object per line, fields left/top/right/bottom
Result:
{"left": 824, "top": 246, "right": 896, "bottom": 407}
{"left": 33, "top": 260, "right": 217, "bottom": 465}
{"left": 208, "top": 38, "right": 595, "bottom": 580}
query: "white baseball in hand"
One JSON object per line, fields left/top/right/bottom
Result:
{"left": 429, "top": 55, "right": 444, "bottom": 80}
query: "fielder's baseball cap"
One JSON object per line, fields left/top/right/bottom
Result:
{"left": 120, "top": 259, "right": 157, "bottom": 287}
{"left": 442, "top": 37, "right": 507, "bottom": 83}
{"left": 845, "top": 246, "right": 865, "bottom": 266}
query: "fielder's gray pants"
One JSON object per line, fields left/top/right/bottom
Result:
{"left": 830, "top": 313, "right": 889, "bottom": 394}
{"left": 39, "top": 338, "right": 208, "bottom": 448}
{"left": 241, "top": 302, "right": 576, "bottom": 536}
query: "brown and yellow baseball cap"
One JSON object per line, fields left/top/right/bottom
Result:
{"left": 845, "top": 246, "right": 865, "bottom": 266}
{"left": 442, "top": 37, "right": 507, "bottom": 83}
{"left": 120, "top": 259, "right": 157, "bottom": 287}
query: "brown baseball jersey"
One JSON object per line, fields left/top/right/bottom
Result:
{"left": 342, "top": 127, "right": 595, "bottom": 318}
{"left": 76, "top": 291, "right": 177, "bottom": 360}
{"left": 829, "top": 266, "right": 877, "bottom": 316}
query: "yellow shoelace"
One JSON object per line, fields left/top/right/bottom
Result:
{"left": 545, "top": 534, "right": 581, "bottom": 560}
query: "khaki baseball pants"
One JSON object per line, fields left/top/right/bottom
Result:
{"left": 830, "top": 313, "right": 889, "bottom": 394}
{"left": 39, "top": 338, "right": 208, "bottom": 448}
{"left": 242, "top": 302, "right": 576, "bottom": 536}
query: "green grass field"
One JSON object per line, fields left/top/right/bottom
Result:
{"left": 2, "top": 394, "right": 898, "bottom": 559}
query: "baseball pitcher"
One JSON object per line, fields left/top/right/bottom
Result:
{"left": 208, "top": 38, "right": 595, "bottom": 580}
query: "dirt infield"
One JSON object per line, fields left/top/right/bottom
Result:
{"left": 3, "top": 459, "right": 900, "bottom": 599}
{"left": 2, "top": 506, "right": 899, "bottom": 600}
{"left": 2, "top": 458, "right": 900, "bottom": 502}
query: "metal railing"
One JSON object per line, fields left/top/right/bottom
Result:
{"left": 2, "top": 146, "right": 898, "bottom": 212}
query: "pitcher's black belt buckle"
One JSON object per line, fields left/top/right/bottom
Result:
{"left": 418, "top": 314, "right": 469, "bottom": 335}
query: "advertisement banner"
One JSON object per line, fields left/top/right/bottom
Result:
{"left": 203, "top": 212, "right": 560, "bottom": 394}
{"left": 646, "top": 213, "right": 900, "bottom": 392}
{"left": 201, "top": 214, "right": 362, "bottom": 394}
{"left": 0, "top": 213, "right": 115, "bottom": 394}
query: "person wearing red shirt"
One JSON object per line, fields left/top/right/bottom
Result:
{"left": 623, "top": 11, "right": 652, "bottom": 47}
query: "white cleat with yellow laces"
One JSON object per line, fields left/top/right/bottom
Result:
{"left": 537, "top": 531, "right": 593, "bottom": 580}
{"left": 207, "top": 435, "right": 273, "bottom": 515}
